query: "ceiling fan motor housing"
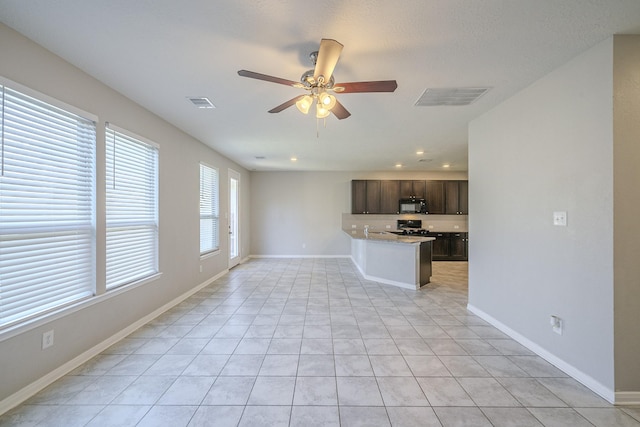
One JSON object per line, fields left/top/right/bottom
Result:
{"left": 300, "top": 69, "right": 335, "bottom": 89}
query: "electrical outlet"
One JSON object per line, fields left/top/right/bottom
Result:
{"left": 428, "top": 225, "right": 434, "bottom": 229}
{"left": 550, "top": 315, "right": 563, "bottom": 335}
{"left": 385, "top": 225, "right": 391, "bottom": 229}
{"left": 454, "top": 225, "right": 460, "bottom": 229}
{"left": 302, "top": 243, "right": 306, "bottom": 249}
{"left": 351, "top": 224, "right": 356, "bottom": 229}
{"left": 42, "top": 330, "right": 54, "bottom": 349}
{"left": 199, "top": 265, "right": 203, "bottom": 273}
{"left": 553, "top": 211, "right": 567, "bottom": 226}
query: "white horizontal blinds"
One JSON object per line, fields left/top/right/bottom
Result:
{"left": 105, "top": 125, "right": 158, "bottom": 289}
{"left": 0, "top": 84, "right": 96, "bottom": 329}
{"left": 200, "top": 163, "right": 219, "bottom": 254}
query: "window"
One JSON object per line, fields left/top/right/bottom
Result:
{"left": 0, "top": 82, "right": 96, "bottom": 329}
{"left": 200, "top": 163, "right": 219, "bottom": 254}
{"left": 105, "top": 124, "right": 158, "bottom": 289}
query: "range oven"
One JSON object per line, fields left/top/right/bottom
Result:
{"left": 392, "top": 219, "right": 430, "bottom": 236}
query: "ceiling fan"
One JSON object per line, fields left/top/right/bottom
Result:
{"left": 238, "top": 39, "right": 398, "bottom": 120}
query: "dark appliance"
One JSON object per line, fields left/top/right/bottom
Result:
{"left": 399, "top": 197, "right": 426, "bottom": 214}
{"left": 392, "top": 219, "right": 431, "bottom": 236}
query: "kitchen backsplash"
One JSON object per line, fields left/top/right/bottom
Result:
{"left": 342, "top": 213, "right": 468, "bottom": 233}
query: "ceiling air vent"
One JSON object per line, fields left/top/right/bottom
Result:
{"left": 415, "top": 87, "right": 490, "bottom": 106}
{"left": 187, "top": 97, "right": 215, "bottom": 109}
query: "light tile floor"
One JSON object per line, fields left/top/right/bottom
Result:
{"left": 2, "top": 259, "right": 639, "bottom": 427}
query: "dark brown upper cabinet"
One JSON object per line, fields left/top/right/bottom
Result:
{"left": 380, "top": 180, "right": 400, "bottom": 214}
{"left": 352, "top": 180, "right": 382, "bottom": 214}
{"left": 352, "top": 179, "right": 467, "bottom": 215}
{"left": 399, "top": 180, "right": 426, "bottom": 199}
{"left": 445, "top": 180, "right": 468, "bottom": 215}
{"left": 425, "top": 181, "right": 446, "bottom": 214}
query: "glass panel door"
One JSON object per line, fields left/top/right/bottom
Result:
{"left": 228, "top": 169, "right": 240, "bottom": 268}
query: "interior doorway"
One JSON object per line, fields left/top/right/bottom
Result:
{"left": 228, "top": 169, "right": 240, "bottom": 268}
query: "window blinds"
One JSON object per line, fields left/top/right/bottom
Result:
{"left": 0, "top": 85, "right": 96, "bottom": 328}
{"left": 105, "top": 124, "right": 158, "bottom": 289}
{"left": 200, "top": 163, "right": 219, "bottom": 254}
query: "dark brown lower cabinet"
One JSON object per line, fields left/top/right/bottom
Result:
{"left": 419, "top": 241, "right": 432, "bottom": 286}
{"left": 432, "top": 233, "right": 450, "bottom": 259}
{"left": 432, "top": 232, "right": 468, "bottom": 261}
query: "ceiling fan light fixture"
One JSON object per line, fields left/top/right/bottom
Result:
{"left": 316, "top": 101, "right": 330, "bottom": 119}
{"left": 319, "top": 92, "right": 337, "bottom": 110}
{"left": 296, "top": 95, "right": 313, "bottom": 114}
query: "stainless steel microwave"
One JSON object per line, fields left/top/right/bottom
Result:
{"left": 399, "top": 198, "right": 426, "bottom": 214}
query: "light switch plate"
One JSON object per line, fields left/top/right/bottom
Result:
{"left": 553, "top": 211, "right": 567, "bottom": 226}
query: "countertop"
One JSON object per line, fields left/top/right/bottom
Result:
{"left": 343, "top": 229, "right": 435, "bottom": 244}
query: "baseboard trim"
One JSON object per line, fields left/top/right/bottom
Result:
{"left": 249, "top": 254, "right": 351, "bottom": 259}
{"left": 0, "top": 269, "right": 229, "bottom": 416}
{"left": 350, "top": 255, "right": 418, "bottom": 290}
{"left": 615, "top": 392, "right": 640, "bottom": 406}
{"left": 467, "top": 303, "right": 616, "bottom": 404}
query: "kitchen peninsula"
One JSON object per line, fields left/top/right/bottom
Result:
{"left": 344, "top": 228, "right": 434, "bottom": 290}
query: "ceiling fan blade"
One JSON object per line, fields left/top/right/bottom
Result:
{"left": 331, "top": 99, "right": 351, "bottom": 120}
{"left": 238, "top": 70, "right": 300, "bottom": 87}
{"left": 268, "top": 95, "right": 304, "bottom": 113}
{"left": 333, "top": 80, "right": 398, "bottom": 93}
{"left": 314, "top": 39, "right": 343, "bottom": 83}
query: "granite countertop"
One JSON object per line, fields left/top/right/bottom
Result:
{"left": 343, "top": 229, "right": 435, "bottom": 244}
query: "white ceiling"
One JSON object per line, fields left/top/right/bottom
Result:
{"left": 2, "top": 0, "right": 640, "bottom": 172}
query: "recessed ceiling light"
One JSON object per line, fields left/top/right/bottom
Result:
{"left": 395, "top": 163, "right": 402, "bottom": 168}
{"left": 187, "top": 97, "right": 216, "bottom": 109}
{"left": 416, "top": 150, "right": 424, "bottom": 155}
{"left": 442, "top": 164, "right": 451, "bottom": 168}
{"left": 291, "top": 157, "right": 297, "bottom": 162}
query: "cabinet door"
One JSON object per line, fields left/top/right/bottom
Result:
{"left": 399, "top": 181, "right": 414, "bottom": 199}
{"left": 400, "top": 180, "right": 426, "bottom": 199}
{"left": 419, "top": 242, "right": 432, "bottom": 285}
{"left": 365, "top": 180, "right": 381, "bottom": 214}
{"left": 445, "top": 181, "right": 460, "bottom": 214}
{"left": 458, "top": 181, "right": 468, "bottom": 214}
{"left": 351, "top": 180, "right": 367, "bottom": 214}
{"left": 431, "top": 233, "right": 450, "bottom": 260}
{"left": 380, "top": 180, "right": 400, "bottom": 214}
{"left": 449, "top": 233, "right": 468, "bottom": 260}
{"left": 412, "top": 180, "right": 426, "bottom": 199}
{"left": 426, "top": 181, "right": 446, "bottom": 214}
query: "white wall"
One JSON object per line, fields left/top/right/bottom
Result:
{"left": 468, "top": 38, "right": 615, "bottom": 395}
{"left": 612, "top": 35, "right": 640, "bottom": 395}
{"left": 250, "top": 171, "right": 467, "bottom": 256}
{"left": 0, "top": 24, "right": 251, "bottom": 405}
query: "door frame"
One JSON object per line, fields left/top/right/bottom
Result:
{"left": 228, "top": 168, "right": 241, "bottom": 269}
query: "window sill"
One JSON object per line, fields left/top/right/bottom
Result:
{"left": 200, "top": 249, "right": 220, "bottom": 260}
